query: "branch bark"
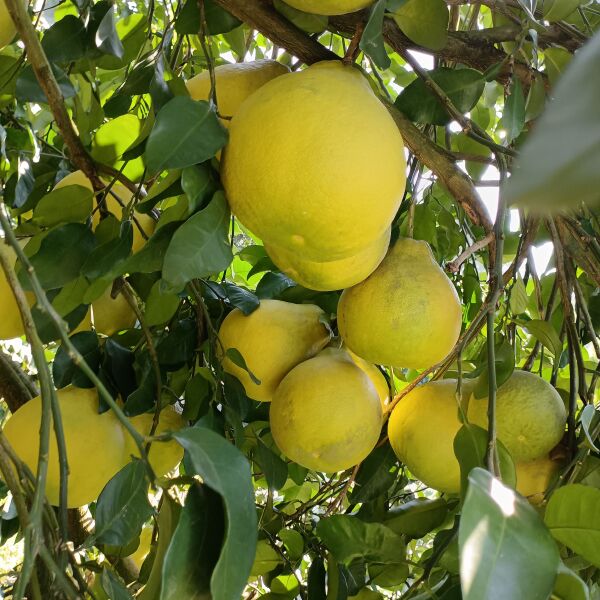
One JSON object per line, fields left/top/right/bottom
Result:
{"left": 0, "top": 350, "right": 37, "bottom": 412}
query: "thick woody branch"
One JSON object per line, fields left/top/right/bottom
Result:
{"left": 4, "top": 0, "right": 103, "bottom": 190}
{"left": 0, "top": 350, "right": 37, "bottom": 412}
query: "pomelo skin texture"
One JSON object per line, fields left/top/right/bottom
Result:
{"left": 388, "top": 379, "right": 463, "bottom": 494}
{"left": 283, "top": 0, "right": 374, "bottom": 16}
{"left": 338, "top": 238, "right": 462, "bottom": 369}
{"left": 0, "top": 0, "right": 16, "bottom": 49}
{"left": 55, "top": 170, "right": 155, "bottom": 252}
{"left": 3, "top": 387, "right": 126, "bottom": 507}
{"left": 264, "top": 228, "right": 391, "bottom": 292}
{"left": 515, "top": 455, "right": 561, "bottom": 505}
{"left": 270, "top": 350, "right": 382, "bottom": 472}
{"left": 217, "top": 299, "right": 331, "bottom": 402}
{"left": 91, "top": 287, "right": 136, "bottom": 336}
{"left": 122, "top": 407, "right": 185, "bottom": 477}
{"left": 186, "top": 60, "right": 290, "bottom": 124}
{"left": 467, "top": 370, "right": 567, "bottom": 462}
{"left": 222, "top": 61, "right": 406, "bottom": 261}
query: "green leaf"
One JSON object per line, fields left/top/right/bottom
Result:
{"left": 176, "top": 0, "right": 242, "bottom": 35}
{"left": 181, "top": 163, "right": 218, "bottom": 215}
{"left": 503, "top": 32, "right": 599, "bottom": 210}
{"left": 101, "top": 568, "right": 133, "bottom": 600}
{"left": 173, "top": 427, "right": 257, "bottom": 600}
{"left": 219, "top": 282, "right": 260, "bottom": 315}
{"left": 94, "top": 461, "right": 153, "bottom": 547}
{"left": 250, "top": 539, "right": 282, "bottom": 577}
{"left": 91, "top": 114, "right": 143, "bottom": 166}
{"left": 392, "top": 0, "right": 449, "bottom": 51}
{"left": 473, "top": 336, "right": 515, "bottom": 399}
{"left": 254, "top": 438, "right": 288, "bottom": 491}
{"left": 543, "top": 0, "right": 586, "bottom": 22}
{"left": 359, "top": 0, "right": 390, "bottom": 70}
{"left": 144, "top": 280, "right": 181, "bottom": 326}
{"left": 26, "top": 224, "right": 97, "bottom": 290}
{"left": 453, "top": 424, "right": 516, "bottom": 499}
{"left": 145, "top": 97, "right": 228, "bottom": 174}
{"left": 553, "top": 563, "right": 590, "bottom": 600}
{"left": 81, "top": 221, "right": 133, "bottom": 280}
{"left": 580, "top": 404, "right": 600, "bottom": 452}
{"left": 500, "top": 78, "right": 525, "bottom": 143}
{"left": 384, "top": 498, "right": 448, "bottom": 538}
{"left": 278, "top": 528, "right": 304, "bottom": 561}
{"left": 459, "top": 468, "right": 559, "bottom": 600}
{"left": 518, "top": 318, "right": 563, "bottom": 357}
{"left": 316, "top": 515, "right": 405, "bottom": 566}
{"left": 32, "top": 185, "right": 93, "bottom": 227}
{"left": 307, "top": 557, "right": 327, "bottom": 600}
{"left": 225, "top": 348, "right": 261, "bottom": 385}
{"left": 349, "top": 443, "right": 398, "bottom": 504}
{"left": 41, "top": 15, "right": 88, "bottom": 63}
{"left": 53, "top": 331, "right": 100, "bottom": 389}
{"left": 545, "top": 484, "right": 600, "bottom": 567}
{"left": 395, "top": 67, "right": 484, "bottom": 125}
{"left": 161, "top": 485, "right": 224, "bottom": 599}
{"left": 509, "top": 276, "right": 529, "bottom": 315}
{"left": 162, "top": 192, "right": 233, "bottom": 290}
{"left": 273, "top": 0, "right": 328, "bottom": 34}
{"left": 15, "top": 64, "right": 76, "bottom": 103}
{"left": 95, "top": 5, "right": 125, "bottom": 58}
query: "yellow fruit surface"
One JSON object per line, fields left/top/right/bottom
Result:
{"left": 270, "top": 350, "right": 382, "bottom": 472}
{"left": 264, "top": 228, "right": 390, "bottom": 292}
{"left": 0, "top": 245, "right": 25, "bottom": 340}
{"left": 388, "top": 379, "right": 463, "bottom": 494}
{"left": 349, "top": 350, "right": 389, "bottom": 409}
{"left": 55, "top": 171, "right": 155, "bottom": 252}
{"left": 515, "top": 455, "right": 561, "bottom": 505}
{"left": 467, "top": 370, "right": 567, "bottom": 462}
{"left": 217, "top": 299, "right": 331, "bottom": 402}
{"left": 283, "top": 0, "right": 374, "bottom": 15}
{"left": 122, "top": 407, "right": 185, "bottom": 477}
{"left": 0, "top": 0, "right": 16, "bottom": 49}
{"left": 129, "top": 526, "right": 153, "bottom": 569}
{"left": 91, "top": 287, "right": 136, "bottom": 335}
{"left": 186, "top": 60, "right": 290, "bottom": 124}
{"left": 222, "top": 61, "right": 406, "bottom": 261}
{"left": 338, "top": 238, "right": 462, "bottom": 369}
{"left": 3, "top": 386, "right": 126, "bottom": 507}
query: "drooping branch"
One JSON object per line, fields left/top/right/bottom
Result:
{"left": 4, "top": 0, "right": 102, "bottom": 190}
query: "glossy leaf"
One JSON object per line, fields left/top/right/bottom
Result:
{"left": 359, "top": 0, "right": 390, "bottom": 70}
{"left": 349, "top": 443, "right": 398, "bottom": 504}
{"left": 392, "top": 0, "right": 449, "bottom": 50}
{"left": 500, "top": 78, "right": 525, "bottom": 143}
{"left": 459, "top": 468, "right": 559, "bottom": 600}
{"left": 33, "top": 185, "right": 93, "bottom": 227}
{"left": 518, "top": 319, "right": 563, "bottom": 357}
{"left": 384, "top": 498, "right": 448, "bottom": 538}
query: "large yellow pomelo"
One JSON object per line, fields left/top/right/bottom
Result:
{"left": 122, "top": 407, "right": 185, "bottom": 477}
{"left": 0, "top": 244, "right": 25, "bottom": 340}
{"left": 217, "top": 299, "right": 330, "bottom": 402}
{"left": 515, "top": 455, "right": 561, "bottom": 505}
{"left": 222, "top": 61, "right": 406, "bottom": 261}
{"left": 54, "top": 171, "right": 155, "bottom": 252}
{"left": 388, "top": 379, "right": 463, "bottom": 494}
{"left": 91, "top": 287, "right": 136, "bottom": 335}
{"left": 270, "top": 350, "right": 382, "bottom": 472}
{"left": 0, "top": 0, "right": 16, "bottom": 49}
{"left": 467, "top": 371, "right": 567, "bottom": 462}
{"left": 186, "top": 60, "right": 290, "bottom": 124}
{"left": 3, "top": 386, "right": 126, "bottom": 507}
{"left": 129, "top": 525, "right": 153, "bottom": 569}
{"left": 283, "top": 0, "right": 374, "bottom": 15}
{"left": 338, "top": 238, "right": 462, "bottom": 369}
{"left": 264, "top": 228, "right": 390, "bottom": 292}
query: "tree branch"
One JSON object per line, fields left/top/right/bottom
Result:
{"left": 0, "top": 350, "right": 37, "bottom": 412}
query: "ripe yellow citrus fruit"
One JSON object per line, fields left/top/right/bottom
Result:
{"left": 55, "top": 171, "right": 155, "bottom": 252}
{"left": 0, "top": 0, "right": 16, "bottom": 49}
{"left": 91, "top": 287, "right": 136, "bottom": 335}
{"left": 129, "top": 526, "right": 153, "bottom": 569}
{"left": 270, "top": 350, "right": 382, "bottom": 472}
{"left": 218, "top": 299, "right": 330, "bottom": 402}
{"left": 515, "top": 455, "right": 561, "bottom": 505}
{"left": 186, "top": 60, "right": 290, "bottom": 124}
{"left": 388, "top": 379, "right": 464, "bottom": 494}
{"left": 3, "top": 386, "right": 126, "bottom": 507}
{"left": 467, "top": 371, "right": 567, "bottom": 462}
{"left": 222, "top": 61, "right": 406, "bottom": 261}
{"left": 283, "top": 0, "right": 374, "bottom": 15}
{"left": 338, "top": 238, "right": 462, "bottom": 369}
{"left": 0, "top": 244, "right": 25, "bottom": 340}
{"left": 122, "top": 407, "right": 185, "bottom": 477}
{"left": 264, "top": 228, "right": 390, "bottom": 292}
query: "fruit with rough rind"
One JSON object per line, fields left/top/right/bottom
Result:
{"left": 467, "top": 370, "right": 567, "bottom": 462}
{"left": 515, "top": 455, "right": 561, "bottom": 505}
{"left": 122, "top": 407, "right": 185, "bottom": 477}
{"left": 3, "top": 386, "right": 126, "bottom": 507}
{"left": 91, "top": 287, "right": 136, "bottom": 335}
{"left": 264, "top": 228, "right": 390, "bottom": 292}
{"left": 338, "top": 238, "right": 462, "bottom": 369}
{"left": 218, "top": 299, "right": 331, "bottom": 402}
{"left": 222, "top": 61, "right": 406, "bottom": 261}
{"left": 0, "top": 0, "right": 16, "bottom": 49}
{"left": 54, "top": 171, "right": 155, "bottom": 252}
{"left": 388, "top": 379, "right": 464, "bottom": 494}
{"left": 186, "top": 60, "right": 290, "bottom": 124}
{"left": 0, "top": 245, "right": 25, "bottom": 340}
{"left": 270, "top": 350, "right": 382, "bottom": 472}
{"left": 283, "top": 0, "right": 374, "bottom": 15}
